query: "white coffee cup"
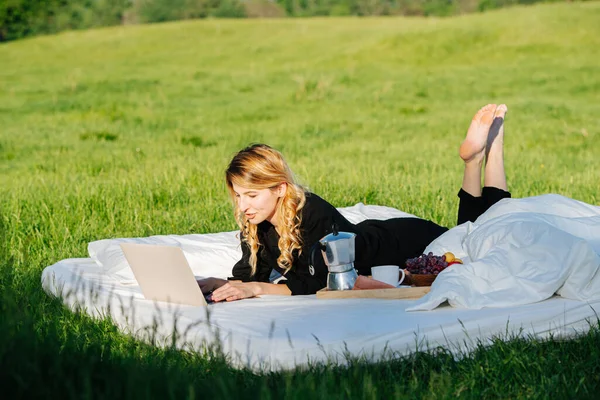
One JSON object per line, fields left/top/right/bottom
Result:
{"left": 371, "top": 265, "right": 406, "bottom": 287}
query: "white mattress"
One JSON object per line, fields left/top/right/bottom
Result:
{"left": 42, "top": 257, "right": 600, "bottom": 371}
{"left": 41, "top": 196, "right": 600, "bottom": 370}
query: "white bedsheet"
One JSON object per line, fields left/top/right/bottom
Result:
{"left": 41, "top": 195, "right": 600, "bottom": 370}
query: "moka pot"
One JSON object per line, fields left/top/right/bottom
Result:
{"left": 317, "top": 230, "right": 358, "bottom": 291}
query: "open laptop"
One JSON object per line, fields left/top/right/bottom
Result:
{"left": 120, "top": 243, "right": 208, "bottom": 307}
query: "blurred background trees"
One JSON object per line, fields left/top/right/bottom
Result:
{"left": 0, "top": 0, "right": 572, "bottom": 42}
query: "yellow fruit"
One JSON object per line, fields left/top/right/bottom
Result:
{"left": 443, "top": 252, "right": 455, "bottom": 263}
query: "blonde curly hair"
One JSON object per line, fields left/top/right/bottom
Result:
{"left": 226, "top": 144, "right": 306, "bottom": 276}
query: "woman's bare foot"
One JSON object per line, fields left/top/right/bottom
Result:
{"left": 459, "top": 104, "right": 497, "bottom": 163}
{"left": 483, "top": 104, "right": 508, "bottom": 191}
{"left": 486, "top": 104, "right": 508, "bottom": 158}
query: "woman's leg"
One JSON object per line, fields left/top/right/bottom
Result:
{"left": 484, "top": 104, "right": 508, "bottom": 191}
{"left": 456, "top": 104, "right": 511, "bottom": 224}
{"left": 459, "top": 104, "right": 497, "bottom": 196}
{"left": 456, "top": 104, "right": 497, "bottom": 224}
{"left": 482, "top": 104, "right": 511, "bottom": 211}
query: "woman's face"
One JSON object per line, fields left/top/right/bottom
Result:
{"left": 232, "top": 183, "right": 286, "bottom": 226}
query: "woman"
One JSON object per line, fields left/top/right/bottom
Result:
{"left": 199, "top": 104, "right": 510, "bottom": 301}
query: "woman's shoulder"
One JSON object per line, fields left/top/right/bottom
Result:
{"left": 298, "top": 192, "right": 357, "bottom": 242}
{"left": 303, "top": 192, "right": 337, "bottom": 213}
{"left": 301, "top": 192, "right": 346, "bottom": 229}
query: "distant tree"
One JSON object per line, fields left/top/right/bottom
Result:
{"left": 0, "top": 0, "right": 130, "bottom": 41}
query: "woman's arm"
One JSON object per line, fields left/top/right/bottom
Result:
{"left": 231, "top": 231, "right": 273, "bottom": 283}
{"left": 210, "top": 281, "right": 291, "bottom": 302}
{"left": 230, "top": 237, "right": 254, "bottom": 281}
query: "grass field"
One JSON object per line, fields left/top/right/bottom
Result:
{"left": 2, "top": 2, "right": 600, "bottom": 398}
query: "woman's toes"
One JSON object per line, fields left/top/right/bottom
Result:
{"left": 494, "top": 104, "right": 508, "bottom": 119}
{"left": 480, "top": 104, "right": 497, "bottom": 125}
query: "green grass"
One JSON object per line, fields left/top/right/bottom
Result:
{"left": 2, "top": 2, "right": 600, "bottom": 398}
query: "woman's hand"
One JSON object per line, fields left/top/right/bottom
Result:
{"left": 196, "top": 277, "right": 228, "bottom": 294}
{"left": 210, "top": 281, "right": 260, "bottom": 302}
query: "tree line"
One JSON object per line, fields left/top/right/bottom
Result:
{"left": 0, "top": 0, "right": 565, "bottom": 42}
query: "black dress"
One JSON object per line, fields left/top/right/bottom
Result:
{"left": 231, "top": 188, "right": 510, "bottom": 295}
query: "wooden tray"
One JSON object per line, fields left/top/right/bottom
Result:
{"left": 316, "top": 286, "right": 430, "bottom": 300}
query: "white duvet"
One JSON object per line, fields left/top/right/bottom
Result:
{"left": 413, "top": 194, "right": 600, "bottom": 310}
{"left": 41, "top": 194, "right": 600, "bottom": 370}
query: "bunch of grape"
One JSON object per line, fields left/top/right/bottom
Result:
{"left": 405, "top": 252, "right": 449, "bottom": 275}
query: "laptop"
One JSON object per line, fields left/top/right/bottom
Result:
{"left": 120, "top": 243, "right": 208, "bottom": 307}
